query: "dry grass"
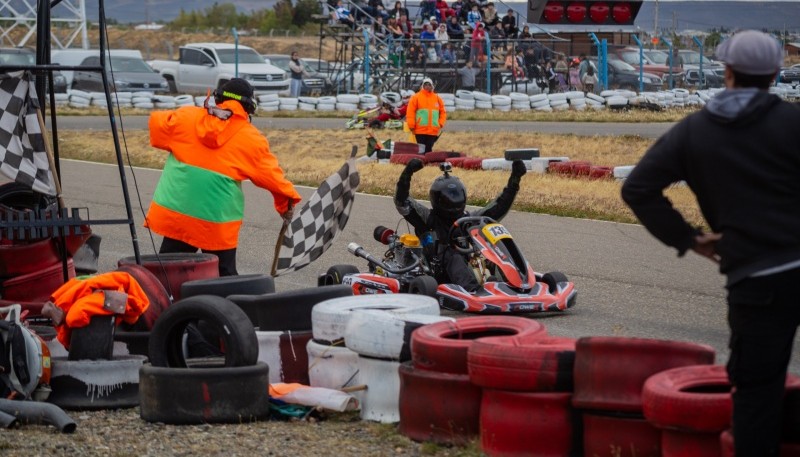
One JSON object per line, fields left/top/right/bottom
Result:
{"left": 55, "top": 127, "right": 705, "bottom": 227}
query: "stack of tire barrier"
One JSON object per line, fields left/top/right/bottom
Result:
{"left": 440, "top": 93, "right": 455, "bottom": 111}
{"left": 468, "top": 333, "right": 580, "bottom": 456}
{"left": 548, "top": 160, "right": 614, "bottom": 180}
{"left": 642, "top": 365, "right": 800, "bottom": 456}
{"left": 0, "top": 182, "right": 87, "bottom": 315}
{"left": 117, "top": 253, "right": 219, "bottom": 301}
{"left": 309, "top": 294, "right": 441, "bottom": 423}
{"left": 398, "top": 316, "right": 547, "bottom": 446}
{"left": 139, "top": 295, "right": 271, "bottom": 424}
{"left": 226, "top": 284, "right": 354, "bottom": 385}
{"left": 573, "top": 337, "right": 716, "bottom": 457}
{"left": 257, "top": 93, "right": 280, "bottom": 112}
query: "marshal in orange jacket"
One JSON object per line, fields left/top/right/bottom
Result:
{"left": 406, "top": 89, "right": 447, "bottom": 136}
{"left": 146, "top": 100, "right": 302, "bottom": 251}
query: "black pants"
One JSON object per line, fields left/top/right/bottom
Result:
{"left": 159, "top": 237, "right": 238, "bottom": 277}
{"left": 442, "top": 249, "right": 480, "bottom": 292}
{"left": 727, "top": 266, "right": 800, "bottom": 456}
{"left": 415, "top": 134, "right": 439, "bottom": 153}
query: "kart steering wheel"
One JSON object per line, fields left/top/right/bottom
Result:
{"left": 447, "top": 216, "right": 497, "bottom": 254}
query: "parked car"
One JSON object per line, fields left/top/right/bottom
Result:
{"left": 592, "top": 58, "right": 664, "bottom": 92}
{"left": 779, "top": 64, "right": 800, "bottom": 85}
{"left": 71, "top": 54, "right": 169, "bottom": 93}
{"left": 612, "top": 47, "right": 684, "bottom": 85}
{"left": 684, "top": 68, "right": 725, "bottom": 88}
{"left": 262, "top": 54, "right": 328, "bottom": 95}
{"left": 0, "top": 47, "right": 67, "bottom": 93}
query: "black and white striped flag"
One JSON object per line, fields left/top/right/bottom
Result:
{"left": 272, "top": 150, "right": 360, "bottom": 276}
{"left": 0, "top": 71, "right": 56, "bottom": 196}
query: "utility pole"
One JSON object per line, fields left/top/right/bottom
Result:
{"left": 653, "top": 0, "right": 659, "bottom": 49}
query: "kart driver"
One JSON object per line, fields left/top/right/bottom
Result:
{"left": 368, "top": 93, "right": 408, "bottom": 128}
{"left": 394, "top": 157, "right": 527, "bottom": 293}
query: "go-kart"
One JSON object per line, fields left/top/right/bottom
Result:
{"left": 345, "top": 105, "right": 404, "bottom": 130}
{"left": 318, "top": 216, "right": 577, "bottom": 313}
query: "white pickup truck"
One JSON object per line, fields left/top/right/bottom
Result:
{"left": 149, "top": 42, "right": 289, "bottom": 94}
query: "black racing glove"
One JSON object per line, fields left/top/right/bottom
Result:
{"left": 396, "top": 158, "right": 424, "bottom": 204}
{"left": 508, "top": 159, "right": 527, "bottom": 190}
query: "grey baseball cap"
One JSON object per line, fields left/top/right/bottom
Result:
{"left": 715, "top": 30, "right": 783, "bottom": 76}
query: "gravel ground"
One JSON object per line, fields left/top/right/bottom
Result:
{"left": 0, "top": 408, "right": 482, "bottom": 457}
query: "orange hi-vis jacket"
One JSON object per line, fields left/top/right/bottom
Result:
{"left": 50, "top": 272, "right": 150, "bottom": 348}
{"left": 146, "top": 100, "right": 301, "bottom": 251}
{"left": 406, "top": 89, "right": 447, "bottom": 136}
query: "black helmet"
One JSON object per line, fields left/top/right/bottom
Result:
{"left": 429, "top": 173, "right": 466, "bottom": 221}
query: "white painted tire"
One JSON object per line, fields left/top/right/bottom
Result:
{"left": 311, "top": 294, "right": 440, "bottom": 344}
{"left": 260, "top": 100, "right": 280, "bottom": 107}
{"left": 606, "top": 96, "right": 629, "bottom": 107}
{"left": 547, "top": 93, "right": 567, "bottom": 102}
{"left": 318, "top": 96, "right": 337, "bottom": 104}
{"left": 68, "top": 89, "right": 90, "bottom": 98}
{"left": 174, "top": 94, "right": 193, "bottom": 104}
{"left": 570, "top": 98, "right": 587, "bottom": 106}
{"left": 279, "top": 97, "right": 299, "bottom": 106}
{"left": 509, "top": 92, "right": 529, "bottom": 102}
{"left": 565, "top": 91, "right": 585, "bottom": 100}
{"left": 600, "top": 90, "right": 618, "bottom": 98}
{"left": 358, "top": 356, "right": 401, "bottom": 423}
{"left": 490, "top": 95, "right": 511, "bottom": 106}
{"left": 549, "top": 99, "right": 568, "bottom": 107}
{"left": 153, "top": 95, "right": 175, "bottom": 103}
{"left": 439, "top": 93, "right": 455, "bottom": 102}
{"left": 472, "top": 91, "right": 491, "bottom": 102}
{"left": 495, "top": 104, "right": 511, "bottom": 112}
{"left": 534, "top": 105, "right": 553, "bottom": 112}
{"left": 299, "top": 102, "right": 317, "bottom": 111}
{"left": 337, "top": 94, "right": 361, "bottom": 104}
{"left": 359, "top": 94, "right": 378, "bottom": 104}
{"left": 132, "top": 91, "right": 153, "bottom": 98}
{"left": 279, "top": 104, "right": 298, "bottom": 111}
{"left": 131, "top": 96, "right": 152, "bottom": 104}
{"left": 133, "top": 102, "right": 155, "bottom": 109}
{"left": 529, "top": 93, "right": 548, "bottom": 103}
{"left": 306, "top": 340, "right": 361, "bottom": 390}
{"left": 53, "top": 93, "right": 70, "bottom": 102}
{"left": 344, "top": 310, "right": 453, "bottom": 361}
{"left": 194, "top": 96, "right": 207, "bottom": 106}
{"left": 613, "top": 165, "right": 635, "bottom": 179}
{"left": 154, "top": 102, "right": 177, "bottom": 109}
{"left": 317, "top": 103, "right": 336, "bottom": 111}
{"left": 553, "top": 103, "right": 570, "bottom": 111}
{"left": 258, "top": 93, "right": 279, "bottom": 103}
{"left": 586, "top": 92, "right": 605, "bottom": 103}
{"left": 532, "top": 99, "right": 551, "bottom": 109}
{"left": 475, "top": 100, "right": 493, "bottom": 109}
{"left": 298, "top": 97, "right": 319, "bottom": 105}
{"left": 455, "top": 90, "right": 474, "bottom": 100}
{"left": 336, "top": 102, "right": 359, "bottom": 111}
{"left": 454, "top": 99, "right": 475, "bottom": 108}
{"left": 512, "top": 103, "right": 531, "bottom": 111}
{"left": 481, "top": 158, "right": 514, "bottom": 170}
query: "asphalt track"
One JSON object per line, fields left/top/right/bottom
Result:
{"left": 52, "top": 158, "right": 800, "bottom": 373}
{"left": 53, "top": 116, "right": 676, "bottom": 138}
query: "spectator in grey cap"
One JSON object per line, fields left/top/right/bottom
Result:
{"left": 621, "top": 30, "right": 798, "bottom": 457}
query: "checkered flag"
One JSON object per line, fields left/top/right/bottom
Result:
{"left": 0, "top": 71, "right": 56, "bottom": 196}
{"left": 272, "top": 148, "right": 360, "bottom": 276}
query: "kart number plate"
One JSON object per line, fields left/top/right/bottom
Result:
{"left": 482, "top": 223, "right": 512, "bottom": 244}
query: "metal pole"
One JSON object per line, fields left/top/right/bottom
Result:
{"left": 633, "top": 34, "right": 644, "bottom": 93}
{"left": 692, "top": 35, "right": 704, "bottom": 88}
{"left": 485, "top": 34, "right": 491, "bottom": 94}
{"left": 232, "top": 27, "right": 239, "bottom": 78}
{"left": 363, "top": 28, "right": 370, "bottom": 94}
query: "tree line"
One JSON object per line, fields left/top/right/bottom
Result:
{"left": 167, "top": 1, "right": 322, "bottom": 33}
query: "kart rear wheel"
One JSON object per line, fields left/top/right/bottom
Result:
{"left": 542, "top": 271, "right": 569, "bottom": 294}
{"left": 409, "top": 275, "right": 438, "bottom": 297}
{"left": 322, "top": 265, "right": 360, "bottom": 285}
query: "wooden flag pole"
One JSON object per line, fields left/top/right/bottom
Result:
{"left": 270, "top": 202, "right": 293, "bottom": 277}
{"left": 35, "top": 108, "right": 65, "bottom": 210}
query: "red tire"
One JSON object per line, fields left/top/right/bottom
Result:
{"left": 481, "top": 389, "right": 577, "bottom": 457}
{"left": 548, "top": 161, "right": 572, "bottom": 175}
{"left": 411, "top": 316, "right": 547, "bottom": 374}
{"left": 117, "top": 253, "right": 219, "bottom": 301}
{"left": 462, "top": 158, "right": 484, "bottom": 170}
{"left": 589, "top": 166, "right": 613, "bottom": 180}
{"left": 398, "top": 362, "right": 482, "bottom": 445}
{"left": 423, "top": 151, "right": 452, "bottom": 163}
{"left": 573, "top": 336, "right": 716, "bottom": 412}
{"left": 583, "top": 412, "right": 661, "bottom": 457}
{"left": 643, "top": 364, "right": 732, "bottom": 433}
{"left": 662, "top": 429, "right": 723, "bottom": 457}
{"left": 389, "top": 153, "right": 419, "bottom": 165}
{"left": 468, "top": 336, "right": 575, "bottom": 392}
{"left": 446, "top": 157, "right": 467, "bottom": 168}
{"left": 571, "top": 162, "right": 592, "bottom": 176}
{"left": 116, "top": 264, "right": 172, "bottom": 331}
{"left": 1, "top": 258, "right": 75, "bottom": 302}
{"left": 0, "top": 238, "right": 60, "bottom": 277}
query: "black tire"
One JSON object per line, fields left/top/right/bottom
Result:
{"left": 541, "top": 271, "right": 569, "bottom": 294}
{"left": 68, "top": 315, "right": 115, "bottom": 361}
{"left": 139, "top": 362, "right": 270, "bottom": 424}
{"left": 321, "top": 265, "right": 360, "bottom": 285}
{"left": 165, "top": 76, "right": 177, "bottom": 94}
{"left": 228, "top": 284, "right": 353, "bottom": 331}
{"left": 0, "top": 182, "right": 57, "bottom": 212}
{"left": 114, "top": 330, "right": 150, "bottom": 357}
{"left": 181, "top": 274, "right": 275, "bottom": 301}
{"left": 148, "top": 295, "right": 258, "bottom": 368}
{"left": 409, "top": 275, "right": 439, "bottom": 297}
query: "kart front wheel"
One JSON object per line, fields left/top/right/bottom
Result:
{"left": 322, "top": 264, "right": 360, "bottom": 285}
{"left": 541, "top": 271, "right": 569, "bottom": 294}
{"left": 409, "top": 275, "right": 439, "bottom": 297}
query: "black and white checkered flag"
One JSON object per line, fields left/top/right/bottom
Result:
{"left": 0, "top": 71, "right": 56, "bottom": 196}
{"left": 272, "top": 150, "right": 360, "bottom": 276}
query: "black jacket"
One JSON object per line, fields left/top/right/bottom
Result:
{"left": 621, "top": 89, "right": 800, "bottom": 285}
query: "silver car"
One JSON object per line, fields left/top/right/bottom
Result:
{"left": 72, "top": 55, "right": 169, "bottom": 93}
